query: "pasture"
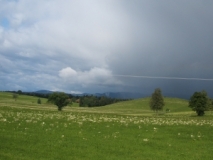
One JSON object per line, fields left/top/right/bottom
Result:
{"left": 0, "top": 92, "right": 213, "bottom": 159}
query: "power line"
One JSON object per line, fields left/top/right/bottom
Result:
{"left": 113, "top": 74, "right": 213, "bottom": 81}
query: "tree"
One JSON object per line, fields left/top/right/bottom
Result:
{"left": 13, "top": 93, "right": 18, "bottom": 101}
{"left": 150, "top": 88, "right": 165, "bottom": 113}
{"left": 189, "top": 91, "right": 210, "bottom": 116}
{"left": 37, "top": 98, "right": 41, "bottom": 104}
{"left": 17, "top": 90, "right": 22, "bottom": 94}
{"left": 48, "top": 92, "right": 69, "bottom": 111}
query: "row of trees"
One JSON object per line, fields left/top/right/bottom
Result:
{"left": 7, "top": 90, "right": 81, "bottom": 103}
{"left": 150, "top": 88, "right": 213, "bottom": 116}
{"left": 8, "top": 90, "right": 50, "bottom": 99}
{"left": 79, "top": 95, "right": 127, "bottom": 107}
{"left": 47, "top": 92, "right": 127, "bottom": 110}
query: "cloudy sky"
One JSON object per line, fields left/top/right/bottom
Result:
{"left": 1, "top": 0, "right": 213, "bottom": 98}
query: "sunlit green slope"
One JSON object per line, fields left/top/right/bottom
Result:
{"left": 84, "top": 97, "right": 191, "bottom": 115}
{"left": 0, "top": 92, "right": 191, "bottom": 115}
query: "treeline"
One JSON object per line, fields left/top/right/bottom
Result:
{"left": 79, "top": 95, "right": 128, "bottom": 107}
{"left": 5, "top": 90, "right": 80, "bottom": 100}
{"left": 5, "top": 90, "right": 50, "bottom": 99}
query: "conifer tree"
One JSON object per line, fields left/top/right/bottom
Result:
{"left": 150, "top": 88, "right": 165, "bottom": 113}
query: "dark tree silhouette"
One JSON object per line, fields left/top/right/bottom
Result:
{"left": 189, "top": 91, "right": 210, "bottom": 116}
{"left": 150, "top": 88, "right": 165, "bottom": 113}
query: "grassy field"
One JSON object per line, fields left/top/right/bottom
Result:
{"left": 1, "top": 92, "right": 213, "bottom": 159}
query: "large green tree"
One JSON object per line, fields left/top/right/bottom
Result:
{"left": 150, "top": 88, "right": 165, "bottom": 113}
{"left": 48, "top": 92, "right": 69, "bottom": 111}
{"left": 189, "top": 91, "right": 210, "bottom": 116}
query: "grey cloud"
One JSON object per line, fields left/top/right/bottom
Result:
{"left": 106, "top": 0, "right": 213, "bottom": 97}
{"left": 0, "top": 0, "right": 213, "bottom": 98}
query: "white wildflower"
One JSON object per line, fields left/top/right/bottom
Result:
{"left": 143, "top": 138, "right": 149, "bottom": 142}
{"left": 197, "top": 132, "right": 201, "bottom": 138}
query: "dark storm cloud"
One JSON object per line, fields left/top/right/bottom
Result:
{"left": 105, "top": 0, "right": 213, "bottom": 97}
{"left": 108, "top": 1, "right": 213, "bottom": 75}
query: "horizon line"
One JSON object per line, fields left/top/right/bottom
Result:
{"left": 113, "top": 75, "right": 213, "bottom": 81}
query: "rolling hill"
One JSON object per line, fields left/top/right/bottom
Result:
{"left": 74, "top": 97, "right": 191, "bottom": 116}
{"left": 0, "top": 92, "right": 192, "bottom": 116}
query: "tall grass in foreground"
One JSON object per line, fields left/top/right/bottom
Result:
{"left": 1, "top": 106, "right": 213, "bottom": 160}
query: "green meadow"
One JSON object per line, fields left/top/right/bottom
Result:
{"left": 1, "top": 92, "right": 213, "bottom": 159}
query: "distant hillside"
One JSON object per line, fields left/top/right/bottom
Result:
{"left": 98, "top": 92, "right": 149, "bottom": 99}
{"left": 90, "top": 97, "right": 191, "bottom": 115}
{"left": 34, "top": 90, "right": 53, "bottom": 94}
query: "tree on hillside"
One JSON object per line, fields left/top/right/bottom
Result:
{"left": 37, "top": 98, "right": 41, "bottom": 104}
{"left": 12, "top": 93, "right": 18, "bottom": 101}
{"left": 17, "top": 90, "right": 22, "bottom": 94}
{"left": 150, "top": 88, "right": 165, "bottom": 113}
{"left": 48, "top": 92, "right": 69, "bottom": 111}
{"left": 189, "top": 91, "right": 210, "bottom": 116}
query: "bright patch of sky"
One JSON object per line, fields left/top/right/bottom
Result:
{"left": 0, "top": 18, "right": 10, "bottom": 29}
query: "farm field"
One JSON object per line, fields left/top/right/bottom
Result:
{"left": 1, "top": 92, "right": 213, "bottom": 159}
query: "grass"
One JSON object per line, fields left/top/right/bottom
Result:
{"left": 68, "top": 97, "right": 194, "bottom": 117}
{"left": 89, "top": 97, "right": 191, "bottom": 115}
{"left": 1, "top": 92, "right": 213, "bottom": 159}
